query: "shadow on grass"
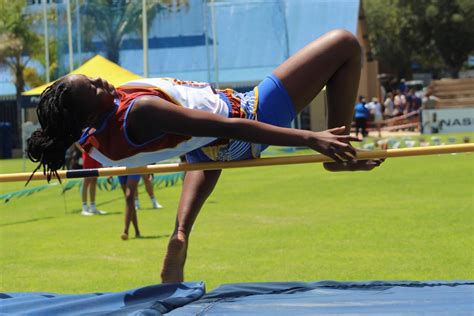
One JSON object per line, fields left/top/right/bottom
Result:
{"left": 133, "top": 234, "right": 170, "bottom": 240}
{"left": 69, "top": 209, "right": 122, "bottom": 216}
{"left": 68, "top": 196, "right": 125, "bottom": 215}
{"left": 2, "top": 196, "right": 163, "bottom": 227}
{"left": 99, "top": 211, "right": 122, "bottom": 216}
{"left": 0, "top": 216, "right": 56, "bottom": 227}
{"left": 96, "top": 197, "right": 123, "bottom": 207}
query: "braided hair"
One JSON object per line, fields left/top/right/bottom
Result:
{"left": 26, "top": 78, "right": 86, "bottom": 184}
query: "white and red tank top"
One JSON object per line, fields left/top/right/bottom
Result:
{"left": 78, "top": 78, "right": 243, "bottom": 167}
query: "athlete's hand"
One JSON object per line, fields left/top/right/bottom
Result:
{"left": 308, "top": 126, "right": 359, "bottom": 162}
{"left": 323, "top": 159, "right": 385, "bottom": 172}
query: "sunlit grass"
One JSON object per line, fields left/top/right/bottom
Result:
{"left": 1, "top": 133, "right": 473, "bottom": 292}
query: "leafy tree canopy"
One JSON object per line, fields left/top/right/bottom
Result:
{"left": 364, "top": 0, "right": 474, "bottom": 78}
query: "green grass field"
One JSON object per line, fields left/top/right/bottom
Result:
{"left": 1, "top": 133, "right": 473, "bottom": 293}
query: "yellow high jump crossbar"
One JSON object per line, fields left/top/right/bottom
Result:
{"left": 0, "top": 143, "right": 473, "bottom": 183}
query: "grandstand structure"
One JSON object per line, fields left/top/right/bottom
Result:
{"left": 431, "top": 78, "right": 474, "bottom": 109}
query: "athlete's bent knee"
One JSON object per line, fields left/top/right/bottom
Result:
{"left": 327, "top": 29, "right": 361, "bottom": 58}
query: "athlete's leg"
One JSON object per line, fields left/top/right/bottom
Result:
{"left": 361, "top": 118, "right": 368, "bottom": 137}
{"left": 161, "top": 169, "right": 221, "bottom": 283}
{"left": 143, "top": 175, "right": 155, "bottom": 198}
{"left": 81, "top": 178, "right": 91, "bottom": 215}
{"left": 89, "top": 177, "right": 97, "bottom": 204}
{"left": 143, "top": 174, "right": 161, "bottom": 208}
{"left": 134, "top": 188, "right": 139, "bottom": 206}
{"left": 128, "top": 179, "right": 141, "bottom": 237}
{"left": 273, "top": 29, "right": 361, "bottom": 130}
{"left": 122, "top": 178, "right": 139, "bottom": 240}
{"left": 355, "top": 118, "right": 361, "bottom": 137}
{"left": 273, "top": 29, "right": 383, "bottom": 171}
{"left": 82, "top": 178, "right": 90, "bottom": 204}
{"left": 120, "top": 183, "right": 126, "bottom": 194}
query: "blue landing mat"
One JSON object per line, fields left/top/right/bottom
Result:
{"left": 1, "top": 281, "right": 473, "bottom": 315}
{"left": 169, "top": 281, "right": 474, "bottom": 315}
{"left": 0, "top": 282, "right": 204, "bottom": 315}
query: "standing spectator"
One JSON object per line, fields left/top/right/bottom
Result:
{"left": 406, "top": 89, "right": 413, "bottom": 112}
{"left": 118, "top": 175, "right": 141, "bottom": 240}
{"left": 134, "top": 174, "right": 163, "bottom": 210}
{"left": 379, "top": 84, "right": 386, "bottom": 105}
{"left": 354, "top": 96, "right": 370, "bottom": 138}
{"left": 393, "top": 90, "right": 401, "bottom": 115}
{"left": 384, "top": 92, "right": 394, "bottom": 117}
{"left": 81, "top": 151, "right": 107, "bottom": 216}
{"left": 401, "top": 93, "right": 407, "bottom": 114}
{"left": 366, "top": 97, "right": 383, "bottom": 138}
{"left": 413, "top": 93, "right": 422, "bottom": 112}
{"left": 406, "top": 89, "right": 420, "bottom": 113}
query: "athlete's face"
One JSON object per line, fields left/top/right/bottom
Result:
{"left": 65, "top": 74, "right": 116, "bottom": 128}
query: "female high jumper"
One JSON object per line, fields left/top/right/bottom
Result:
{"left": 27, "top": 30, "right": 384, "bottom": 283}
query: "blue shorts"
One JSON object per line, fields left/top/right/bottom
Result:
{"left": 118, "top": 174, "right": 141, "bottom": 185}
{"left": 256, "top": 74, "right": 296, "bottom": 128}
{"left": 186, "top": 74, "right": 295, "bottom": 163}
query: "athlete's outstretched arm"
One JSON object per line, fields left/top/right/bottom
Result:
{"left": 128, "top": 96, "right": 357, "bottom": 163}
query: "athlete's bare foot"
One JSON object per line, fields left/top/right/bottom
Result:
{"left": 121, "top": 233, "right": 129, "bottom": 241}
{"left": 161, "top": 231, "right": 187, "bottom": 283}
{"left": 323, "top": 159, "right": 384, "bottom": 172}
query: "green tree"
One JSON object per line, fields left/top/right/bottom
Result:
{"left": 0, "top": 1, "right": 44, "bottom": 95}
{"left": 405, "top": 0, "right": 474, "bottom": 78}
{"left": 82, "top": 0, "right": 188, "bottom": 64}
{"left": 364, "top": 0, "right": 415, "bottom": 79}
{"left": 0, "top": 0, "right": 43, "bottom": 145}
{"left": 365, "top": 0, "right": 474, "bottom": 79}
